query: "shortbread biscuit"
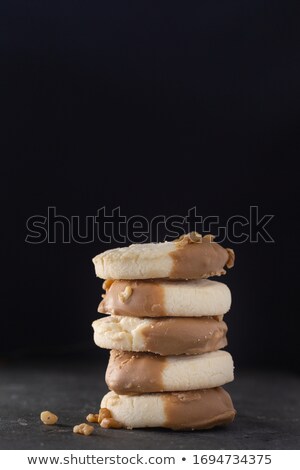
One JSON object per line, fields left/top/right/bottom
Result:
{"left": 106, "top": 350, "right": 234, "bottom": 394}
{"left": 100, "top": 387, "right": 236, "bottom": 430}
{"left": 93, "top": 315, "right": 228, "bottom": 355}
{"left": 93, "top": 233, "right": 234, "bottom": 280}
{"left": 99, "top": 278, "right": 231, "bottom": 317}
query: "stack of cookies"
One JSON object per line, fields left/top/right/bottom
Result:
{"left": 92, "top": 233, "right": 236, "bottom": 430}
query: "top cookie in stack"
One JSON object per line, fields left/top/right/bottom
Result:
{"left": 93, "top": 232, "right": 234, "bottom": 280}
{"left": 92, "top": 233, "right": 236, "bottom": 431}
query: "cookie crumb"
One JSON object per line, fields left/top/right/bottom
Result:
{"left": 40, "top": 411, "right": 58, "bottom": 425}
{"left": 73, "top": 423, "right": 94, "bottom": 436}
{"left": 86, "top": 413, "right": 99, "bottom": 423}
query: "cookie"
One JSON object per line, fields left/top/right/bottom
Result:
{"left": 105, "top": 350, "right": 234, "bottom": 394}
{"left": 93, "top": 315, "right": 228, "bottom": 356}
{"left": 99, "top": 279, "right": 231, "bottom": 318}
{"left": 93, "top": 233, "right": 234, "bottom": 280}
{"left": 100, "top": 387, "right": 236, "bottom": 430}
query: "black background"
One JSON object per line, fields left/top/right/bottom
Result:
{"left": 2, "top": 1, "right": 299, "bottom": 371}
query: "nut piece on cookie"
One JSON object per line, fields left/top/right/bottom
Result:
{"left": 175, "top": 231, "right": 202, "bottom": 245}
{"left": 226, "top": 248, "right": 235, "bottom": 268}
{"left": 118, "top": 285, "right": 133, "bottom": 303}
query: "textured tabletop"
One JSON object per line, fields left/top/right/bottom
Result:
{"left": 0, "top": 361, "right": 299, "bottom": 450}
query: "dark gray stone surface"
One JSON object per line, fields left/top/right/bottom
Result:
{"left": 0, "top": 362, "right": 299, "bottom": 450}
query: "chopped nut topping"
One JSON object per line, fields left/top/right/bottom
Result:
{"left": 203, "top": 234, "right": 215, "bottom": 242}
{"left": 213, "top": 314, "right": 224, "bottom": 322}
{"left": 86, "top": 413, "right": 99, "bottom": 423}
{"left": 40, "top": 411, "right": 58, "bottom": 425}
{"left": 98, "top": 408, "right": 112, "bottom": 424}
{"left": 100, "top": 418, "right": 123, "bottom": 429}
{"left": 175, "top": 232, "right": 202, "bottom": 246}
{"left": 118, "top": 285, "right": 133, "bottom": 303}
{"left": 102, "top": 279, "right": 114, "bottom": 291}
{"left": 226, "top": 248, "right": 235, "bottom": 268}
{"left": 73, "top": 423, "right": 94, "bottom": 436}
